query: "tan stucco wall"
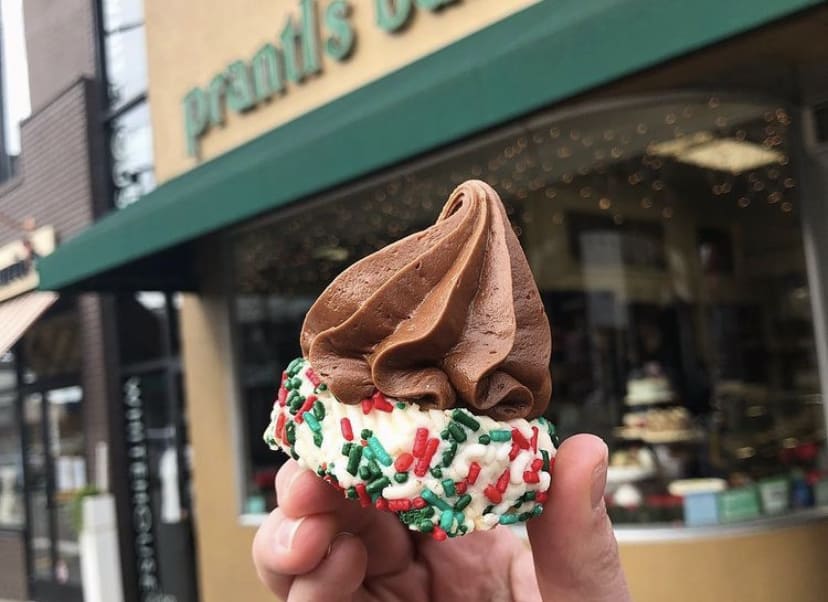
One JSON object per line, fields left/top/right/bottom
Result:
{"left": 145, "top": 0, "right": 538, "bottom": 183}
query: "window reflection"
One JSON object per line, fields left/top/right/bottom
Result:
{"left": 111, "top": 102, "right": 155, "bottom": 208}
{"left": 102, "top": 0, "right": 148, "bottom": 108}
{"left": 230, "top": 95, "right": 827, "bottom": 524}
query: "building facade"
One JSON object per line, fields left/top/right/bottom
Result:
{"left": 36, "top": 1, "right": 828, "bottom": 601}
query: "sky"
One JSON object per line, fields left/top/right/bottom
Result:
{"left": 2, "top": 0, "right": 31, "bottom": 156}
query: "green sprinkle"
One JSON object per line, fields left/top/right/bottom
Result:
{"left": 359, "top": 465, "right": 372, "bottom": 480}
{"left": 417, "top": 520, "right": 434, "bottom": 532}
{"left": 290, "top": 448, "right": 299, "bottom": 460}
{"left": 347, "top": 445, "right": 363, "bottom": 476}
{"left": 532, "top": 504, "right": 544, "bottom": 517}
{"left": 478, "top": 434, "right": 491, "bottom": 445}
{"left": 524, "top": 490, "right": 537, "bottom": 501}
{"left": 541, "top": 449, "right": 550, "bottom": 472}
{"left": 483, "top": 504, "right": 494, "bottom": 515}
{"left": 455, "top": 511, "right": 465, "bottom": 525}
{"left": 490, "top": 429, "right": 512, "bottom": 442}
{"left": 285, "top": 422, "right": 296, "bottom": 445}
{"left": 368, "top": 460, "right": 382, "bottom": 478}
{"left": 288, "top": 392, "right": 304, "bottom": 411}
{"left": 499, "top": 514, "right": 519, "bottom": 525}
{"left": 447, "top": 422, "right": 467, "bottom": 443}
{"left": 366, "top": 476, "right": 390, "bottom": 495}
{"left": 441, "top": 479, "right": 456, "bottom": 497}
{"left": 440, "top": 429, "right": 450, "bottom": 440}
{"left": 440, "top": 509, "right": 454, "bottom": 531}
{"left": 314, "top": 383, "right": 328, "bottom": 392}
{"left": 441, "top": 442, "right": 458, "bottom": 468}
{"left": 286, "top": 358, "right": 303, "bottom": 376}
{"left": 360, "top": 429, "right": 373, "bottom": 440}
{"left": 459, "top": 523, "right": 468, "bottom": 535}
{"left": 518, "top": 511, "right": 533, "bottom": 522}
{"left": 396, "top": 402, "right": 407, "bottom": 409}
{"left": 430, "top": 466, "right": 443, "bottom": 479}
{"left": 312, "top": 432, "right": 323, "bottom": 447}
{"left": 421, "top": 488, "right": 451, "bottom": 511}
{"left": 287, "top": 376, "right": 302, "bottom": 390}
{"left": 452, "top": 409, "right": 480, "bottom": 431}
{"left": 454, "top": 494, "right": 471, "bottom": 511}
{"left": 304, "top": 412, "right": 321, "bottom": 432}
{"left": 312, "top": 401, "right": 325, "bottom": 420}
{"left": 367, "top": 437, "right": 393, "bottom": 466}
{"left": 394, "top": 472, "right": 409, "bottom": 483}
{"left": 362, "top": 446, "right": 375, "bottom": 461}
{"left": 316, "top": 465, "right": 326, "bottom": 476}
{"left": 346, "top": 486, "right": 358, "bottom": 500}
{"left": 341, "top": 442, "right": 353, "bottom": 456}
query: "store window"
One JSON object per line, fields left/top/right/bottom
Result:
{"left": 0, "top": 0, "right": 31, "bottom": 181}
{"left": 0, "top": 352, "right": 22, "bottom": 528}
{"left": 230, "top": 93, "right": 828, "bottom": 524}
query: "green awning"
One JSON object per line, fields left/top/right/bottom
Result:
{"left": 38, "top": 0, "right": 822, "bottom": 291}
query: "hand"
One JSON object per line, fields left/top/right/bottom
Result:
{"left": 253, "top": 434, "right": 631, "bottom": 601}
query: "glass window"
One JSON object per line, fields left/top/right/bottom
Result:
{"left": 0, "top": 0, "right": 31, "bottom": 181}
{"left": 110, "top": 101, "right": 155, "bottom": 209}
{"left": 102, "top": 0, "right": 147, "bottom": 109}
{"left": 230, "top": 94, "right": 828, "bottom": 524}
{"left": 0, "top": 390, "right": 23, "bottom": 528}
{"left": 20, "top": 305, "right": 81, "bottom": 384}
{"left": 116, "top": 292, "right": 172, "bottom": 365}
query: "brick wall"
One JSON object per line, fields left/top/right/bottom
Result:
{"left": 23, "top": 0, "right": 97, "bottom": 112}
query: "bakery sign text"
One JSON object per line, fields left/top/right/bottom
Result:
{"left": 183, "top": 0, "right": 461, "bottom": 157}
{"left": 0, "top": 227, "right": 56, "bottom": 303}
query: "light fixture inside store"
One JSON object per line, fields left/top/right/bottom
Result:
{"left": 651, "top": 131, "right": 784, "bottom": 174}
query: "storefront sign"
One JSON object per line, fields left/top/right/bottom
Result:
{"left": 0, "top": 226, "right": 56, "bottom": 302}
{"left": 183, "top": 0, "right": 460, "bottom": 157}
{"left": 123, "top": 377, "right": 176, "bottom": 602}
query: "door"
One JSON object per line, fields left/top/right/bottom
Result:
{"left": 22, "top": 385, "right": 85, "bottom": 602}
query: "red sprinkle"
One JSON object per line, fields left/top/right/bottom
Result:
{"left": 361, "top": 398, "right": 373, "bottom": 414}
{"left": 484, "top": 485, "right": 503, "bottom": 504}
{"left": 413, "top": 496, "right": 426, "bottom": 509}
{"left": 340, "top": 418, "right": 354, "bottom": 441}
{"left": 536, "top": 491, "right": 548, "bottom": 504}
{"left": 466, "top": 462, "right": 481, "bottom": 485}
{"left": 523, "top": 471, "right": 540, "bottom": 484}
{"left": 375, "top": 498, "right": 388, "bottom": 511}
{"left": 305, "top": 367, "right": 321, "bottom": 387}
{"left": 394, "top": 452, "right": 415, "bottom": 472}
{"left": 508, "top": 442, "right": 520, "bottom": 461}
{"left": 355, "top": 484, "right": 371, "bottom": 507}
{"left": 274, "top": 414, "right": 286, "bottom": 441}
{"left": 277, "top": 387, "right": 288, "bottom": 406}
{"left": 388, "top": 499, "right": 412, "bottom": 512}
{"left": 414, "top": 438, "right": 440, "bottom": 477}
{"left": 412, "top": 428, "right": 429, "bottom": 458}
{"left": 372, "top": 391, "right": 393, "bottom": 412}
{"left": 455, "top": 481, "right": 467, "bottom": 495}
{"left": 496, "top": 469, "right": 510, "bottom": 493}
{"left": 531, "top": 458, "right": 544, "bottom": 472}
{"left": 549, "top": 457, "right": 556, "bottom": 472}
{"left": 280, "top": 371, "right": 288, "bottom": 385}
{"left": 512, "top": 428, "right": 531, "bottom": 450}
{"left": 294, "top": 394, "right": 317, "bottom": 423}
{"left": 432, "top": 526, "right": 448, "bottom": 541}
{"left": 530, "top": 426, "right": 539, "bottom": 453}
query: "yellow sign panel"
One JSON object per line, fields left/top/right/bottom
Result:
{"left": 0, "top": 227, "right": 57, "bottom": 303}
{"left": 147, "top": 0, "right": 538, "bottom": 182}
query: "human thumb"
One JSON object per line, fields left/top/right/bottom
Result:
{"left": 526, "top": 434, "right": 631, "bottom": 602}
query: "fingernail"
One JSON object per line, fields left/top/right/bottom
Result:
{"left": 590, "top": 445, "right": 608, "bottom": 509}
{"left": 275, "top": 516, "right": 304, "bottom": 552}
{"left": 327, "top": 532, "right": 355, "bottom": 557}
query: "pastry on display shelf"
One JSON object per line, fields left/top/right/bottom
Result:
{"left": 606, "top": 447, "right": 657, "bottom": 491}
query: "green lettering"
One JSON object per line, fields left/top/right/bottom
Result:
{"left": 207, "top": 74, "right": 227, "bottom": 127}
{"left": 183, "top": 87, "right": 209, "bottom": 157}
{"left": 281, "top": 17, "right": 303, "bottom": 83}
{"left": 300, "top": 0, "right": 321, "bottom": 76}
{"left": 251, "top": 43, "right": 284, "bottom": 101}
{"left": 415, "top": 0, "right": 457, "bottom": 10}
{"left": 324, "top": 0, "right": 355, "bottom": 61}
{"left": 226, "top": 60, "right": 256, "bottom": 113}
{"left": 375, "top": 0, "right": 412, "bottom": 33}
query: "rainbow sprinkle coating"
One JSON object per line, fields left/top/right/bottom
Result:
{"left": 264, "top": 358, "right": 559, "bottom": 540}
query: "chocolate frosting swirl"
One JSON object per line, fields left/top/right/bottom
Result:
{"left": 300, "top": 180, "right": 552, "bottom": 419}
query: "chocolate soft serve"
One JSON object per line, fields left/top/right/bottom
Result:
{"left": 300, "top": 180, "right": 552, "bottom": 420}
